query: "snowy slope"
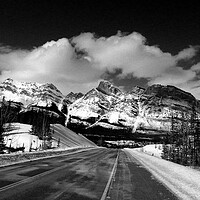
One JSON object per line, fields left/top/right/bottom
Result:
{"left": 50, "top": 124, "right": 97, "bottom": 147}
{"left": 125, "top": 148, "right": 200, "bottom": 200}
{"left": 141, "top": 144, "right": 163, "bottom": 158}
{"left": 67, "top": 81, "right": 139, "bottom": 130}
{"left": 3, "top": 123, "right": 96, "bottom": 152}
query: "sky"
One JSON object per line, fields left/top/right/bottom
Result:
{"left": 0, "top": 0, "right": 200, "bottom": 98}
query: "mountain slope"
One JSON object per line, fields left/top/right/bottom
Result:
{"left": 67, "top": 81, "right": 142, "bottom": 131}
{"left": 0, "top": 78, "right": 64, "bottom": 107}
{"left": 64, "top": 92, "right": 84, "bottom": 105}
{"left": 67, "top": 81, "right": 200, "bottom": 138}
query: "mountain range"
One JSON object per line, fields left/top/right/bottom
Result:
{"left": 1, "top": 78, "right": 199, "bottom": 140}
{"left": 0, "top": 78, "right": 64, "bottom": 107}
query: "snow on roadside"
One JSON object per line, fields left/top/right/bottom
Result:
{"left": 124, "top": 148, "right": 200, "bottom": 200}
{"left": 141, "top": 144, "right": 163, "bottom": 158}
{"left": 0, "top": 147, "right": 90, "bottom": 167}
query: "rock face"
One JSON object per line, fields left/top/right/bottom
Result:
{"left": 0, "top": 78, "right": 67, "bottom": 125}
{"left": 64, "top": 92, "right": 84, "bottom": 105}
{"left": 97, "top": 80, "right": 123, "bottom": 96}
{"left": 67, "top": 81, "right": 199, "bottom": 138}
{"left": 135, "top": 84, "right": 198, "bottom": 136}
{"left": 1, "top": 78, "right": 199, "bottom": 139}
{"left": 67, "top": 81, "right": 142, "bottom": 132}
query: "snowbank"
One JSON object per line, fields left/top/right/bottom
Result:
{"left": 0, "top": 147, "right": 89, "bottom": 167}
{"left": 125, "top": 148, "right": 200, "bottom": 200}
{"left": 141, "top": 144, "right": 163, "bottom": 158}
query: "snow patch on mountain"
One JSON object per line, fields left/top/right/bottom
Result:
{"left": 2, "top": 78, "right": 199, "bottom": 137}
{"left": 67, "top": 80, "right": 200, "bottom": 136}
{"left": 0, "top": 78, "right": 64, "bottom": 107}
{"left": 67, "top": 80, "right": 140, "bottom": 130}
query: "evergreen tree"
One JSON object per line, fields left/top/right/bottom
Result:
{"left": 31, "top": 109, "right": 51, "bottom": 150}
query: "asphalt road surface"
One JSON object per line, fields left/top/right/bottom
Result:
{"left": 0, "top": 148, "right": 179, "bottom": 200}
{"left": 108, "top": 150, "right": 178, "bottom": 200}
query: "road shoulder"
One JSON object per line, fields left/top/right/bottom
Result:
{"left": 108, "top": 150, "right": 178, "bottom": 200}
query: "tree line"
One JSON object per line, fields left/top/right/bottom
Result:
{"left": 162, "top": 105, "right": 200, "bottom": 166}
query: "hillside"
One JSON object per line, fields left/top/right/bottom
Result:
{"left": 50, "top": 124, "right": 97, "bottom": 148}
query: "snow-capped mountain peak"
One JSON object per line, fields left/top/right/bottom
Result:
{"left": 0, "top": 78, "right": 64, "bottom": 107}
{"left": 97, "top": 80, "right": 123, "bottom": 97}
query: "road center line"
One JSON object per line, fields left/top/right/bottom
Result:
{"left": 100, "top": 150, "right": 119, "bottom": 200}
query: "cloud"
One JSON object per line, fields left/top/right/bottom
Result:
{"left": 72, "top": 32, "right": 200, "bottom": 98}
{"left": 72, "top": 32, "right": 175, "bottom": 78}
{"left": 175, "top": 46, "right": 198, "bottom": 60}
{"left": 0, "top": 31, "right": 199, "bottom": 98}
{"left": 191, "top": 63, "right": 200, "bottom": 71}
{"left": 72, "top": 32, "right": 199, "bottom": 80}
{"left": 149, "top": 67, "right": 196, "bottom": 86}
{"left": 0, "top": 38, "right": 103, "bottom": 94}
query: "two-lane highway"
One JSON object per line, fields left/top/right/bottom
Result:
{"left": 0, "top": 148, "right": 180, "bottom": 200}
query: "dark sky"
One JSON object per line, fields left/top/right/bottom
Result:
{"left": 0, "top": 0, "right": 200, "bottom": 96}
{"left": 0, "top": 0, "right": 199, "bottom": 53}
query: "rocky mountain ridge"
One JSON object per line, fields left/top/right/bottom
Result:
{"left": 0, "top": 78, "right": 64, "bottom": 107}
{"left": 67, "top": 81, "right": 200, "bottom": 138}
{"left": 1, "top": 78, "right": 199, "bottom": 139}
{"left": 64, "top": 92, "right": 84, "bottom": 105}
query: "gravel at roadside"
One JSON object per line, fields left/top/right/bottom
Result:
{"left": 0, "top": 147, "right": 90, "bottom": 167}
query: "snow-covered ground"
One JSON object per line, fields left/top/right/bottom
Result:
{"left": 3, "top": 123, "right": 96, "bottom": 152}
{"left": 125, "top": 148, "right": 200, "bottom": 200}
{"left": 51, "top": 124, "right": 97, "bottom": 148}
{"left": 4, "top": 133, "right": 43, "bottom": 152}
{"left": 3, "top": 123, "right": 43, "bottom": 152}
{"left": 141, "top": 144, "right": 163, "bottom": 158}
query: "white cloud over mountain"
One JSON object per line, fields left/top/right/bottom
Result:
{"left": 0, "top": 31, "right": 199, "bottom": 98}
